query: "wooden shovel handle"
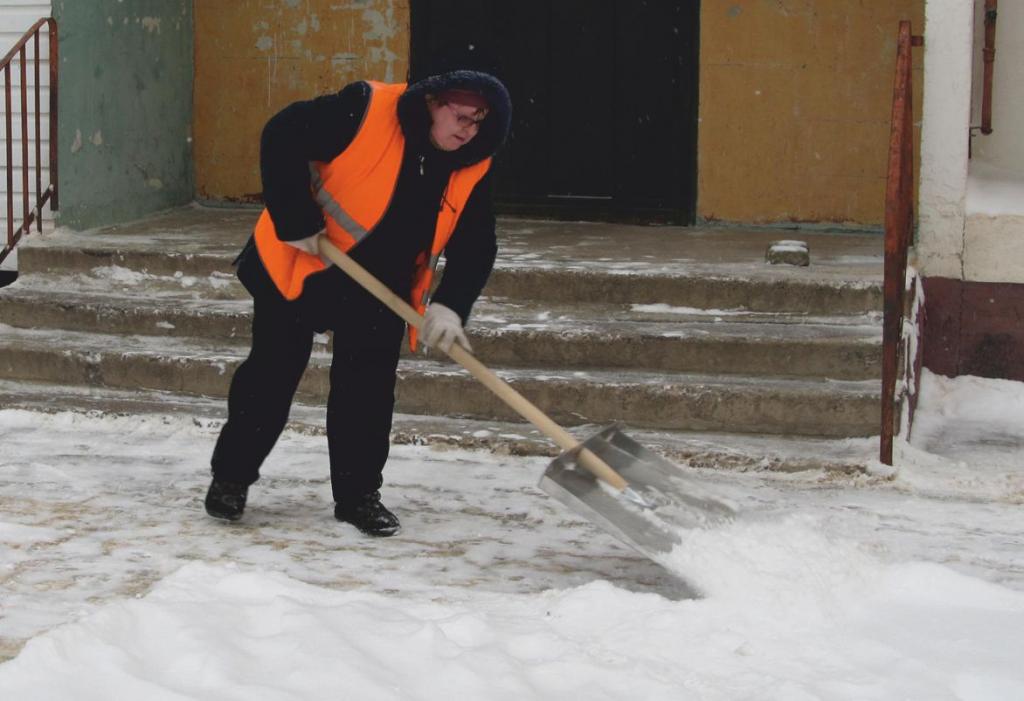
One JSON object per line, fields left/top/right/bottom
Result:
{"left": 318, "top": 237, "right": 629, "bottom": 491}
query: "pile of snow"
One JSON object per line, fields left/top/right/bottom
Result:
{"left": 897, "top": 370, "right": 1024, "bottom": 502}
{"left": 2, "top": 545, "right": 1022, "bottom": 700}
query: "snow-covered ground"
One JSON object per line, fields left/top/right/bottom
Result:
{"left": 0, "top": 370, "right": 1022, "bottom": 699}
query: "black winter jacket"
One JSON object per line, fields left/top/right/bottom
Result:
{"left": 235, "top": 72, "right": 511, "bottom": 332}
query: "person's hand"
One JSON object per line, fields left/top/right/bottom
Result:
{"left": 283, "top": 231, "right": 333, "bottom": 267}
{"left": 422, "top": 303, "right": 472, "bottom": 353}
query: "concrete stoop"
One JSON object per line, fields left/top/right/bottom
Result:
{"left": 0, "top": 205, "right": 887, "bottom": 471}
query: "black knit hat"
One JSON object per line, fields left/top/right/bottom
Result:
{"left": 400, "top": 42, "right": 512, "bottom": 166}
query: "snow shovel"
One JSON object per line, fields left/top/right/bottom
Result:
{"left": 319, "top": 238, "right": 736, "bottom": 562}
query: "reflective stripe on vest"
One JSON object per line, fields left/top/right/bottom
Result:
{"left": 253, "top": 81, "right": 491, "bottom": 350}
{"left": 308, "top": 163, "right": 369, "bottom": 244}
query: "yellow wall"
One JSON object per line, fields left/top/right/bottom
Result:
{"left": 193, "top": 0, "right": 410, "bottom": 201}
{"left": 698, "top": 0, "right": 923, "bottom": 225}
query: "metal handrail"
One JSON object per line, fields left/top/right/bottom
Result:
{"left": 880, "top": 21, "right": 923, "bottom": 465}
{"left": 0, "top": 17, "right": 58, "bottom": 266}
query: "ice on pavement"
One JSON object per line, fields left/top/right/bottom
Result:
{"left": 0, "top": 370, "right": 1022, "bottom": 698}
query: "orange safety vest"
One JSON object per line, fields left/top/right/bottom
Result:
{"left": 253, "top": 81, "right": 492, "bottom": 349}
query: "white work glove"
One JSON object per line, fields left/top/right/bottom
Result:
{"left": 422, "top": 303, "right": 472, "bottom": 353}
{"left": 283, "top": 231, "right": 333, "bottom": 267}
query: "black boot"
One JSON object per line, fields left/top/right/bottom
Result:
{"left": 334, "top": 491, "right": 400, "bottom": 537}
{"left": 205, "top": 478, "right": 249, "bottom": 521}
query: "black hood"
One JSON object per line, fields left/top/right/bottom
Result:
{"left": 397, "top": 69, "right": 512, "bottom": 169}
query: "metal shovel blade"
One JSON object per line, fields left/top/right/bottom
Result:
{"left": 538, "top": 425, "right": 737, "bottom": 560}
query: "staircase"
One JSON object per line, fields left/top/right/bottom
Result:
{"left": 0, "top": 205, "right": 885, "bottom": 472}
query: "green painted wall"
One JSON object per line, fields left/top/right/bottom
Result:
{"left": 52, "top": 1, "right": 193, "bottom": 230}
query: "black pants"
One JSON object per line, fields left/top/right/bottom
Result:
{"left": 210, "top": 287, "right": 405, "bottom": 503}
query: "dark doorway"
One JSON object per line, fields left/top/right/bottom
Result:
{"left": 410, "top": 1, "right": 700, "bottom": 225}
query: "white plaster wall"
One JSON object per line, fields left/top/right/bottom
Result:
{"left": 964, "top": 212, "right": 1024, "bottom": 281}
{"left": 916, "top": 0, "right": 974, "bottom": 280}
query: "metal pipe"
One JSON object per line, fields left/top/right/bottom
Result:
{"left": 33, "top": 32, "right": 40, "bottom": 231}
{"left": 880, "top": 21, "right": 923, "bottom": 466}
{"left": 20, "top": 46, "right": 29, "bottom": 233}
{"left": 981, "top": 0, "right": 997, "bottom": 134}
{"left": 48, "top": 18, "right": 58, "bottom": 211}
{"left": 5, "top": 64, "right": 13, "bottom": 249}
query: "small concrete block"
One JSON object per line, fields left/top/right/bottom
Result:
{"left": 766, "top": 240, "right": 810, "bottom": 266}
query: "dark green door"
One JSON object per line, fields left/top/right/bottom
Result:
{"left": 410, "top": 1, "right": 700, "bottom": 224}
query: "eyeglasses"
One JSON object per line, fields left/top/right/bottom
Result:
{"left": 445, "top": 103, "right": 487, "bottom": 129}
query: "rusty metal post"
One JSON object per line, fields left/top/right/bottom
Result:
{"left": 20, "top": 46, "right": 29, "bottom": 234}
{"left": 33, "top": 31, "right": 40, "bottom": 230}
{"left": 5, "top": 64, "right": 12, "bottom": 250}
{"left": 981, "top": 0, "right": 997, "bottom": 134}
{"left": 48, "top": 18, "right": 58, "bottom": 211}
{"left": 880, "top": 21, "right": 915, "bottom": 466}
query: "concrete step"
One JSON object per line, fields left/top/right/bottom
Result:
{"left": 0, "top": 325, "right": 878, "bottom": 437}
{"left": 19, "top": 245, "right": 882, "bottom": 315}
{"left": 17, "top": 206, "right": 884, "bottom": 315}
{"left": 0, "top": 282, "right": 254, "bottom": 341}
{"left": 14, "top": 255, "right": 248, "bottom": 299}
{"left": 484, "top": 268, "right": 881, "bottom": 315}
{"left": 0, "top": 378, "right": 877, "bottom": 473}
{"left": 470, "top": 296, "right": 881, "bottom": 380}
{"left": 0, "top": 282, "right": 882, "bottom": 380}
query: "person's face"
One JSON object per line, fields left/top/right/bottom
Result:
{"left": 426, "top": 96, "right": 488, "bottom": 151}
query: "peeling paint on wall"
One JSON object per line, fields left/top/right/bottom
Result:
{"left": 360, "top": 5, "right": 401, "bottom": 82}
{"left": 193, "top": 0, "right": 410, "bottom": 201}
{"left": 331, "top": 53, "right": 359, "bottom": 68}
